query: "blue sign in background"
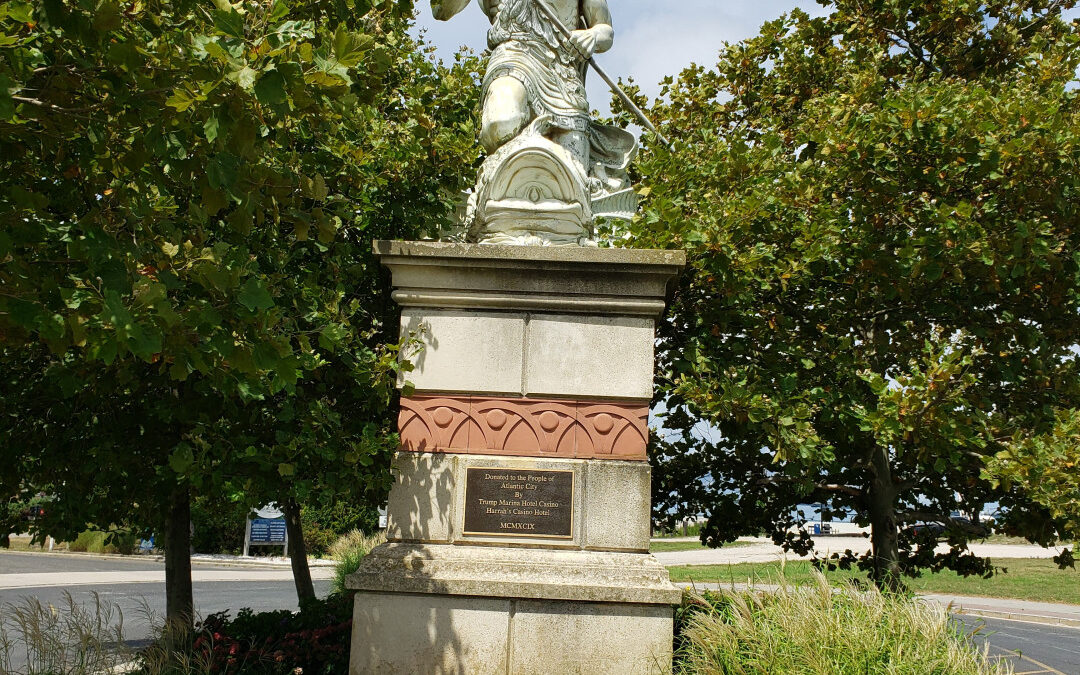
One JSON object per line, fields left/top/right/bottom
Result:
{"left": 250, "top": 518, "right": 287, "bottom": 544}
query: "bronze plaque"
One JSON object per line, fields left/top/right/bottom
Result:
{"left": 462, "top": 467, "right": 574, "bottom": 538}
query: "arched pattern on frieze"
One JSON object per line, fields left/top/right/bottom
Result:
{"left": 397, "top": 395, "right": 649, "bottom": 461}
{"left": 576, "top": 404, "right": 649, "bottom": 457}
{"left": 398, "top": 396, "right": 475, "bottom": 453}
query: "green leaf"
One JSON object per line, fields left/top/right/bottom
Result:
{"left": 268, "top": 0, "right": 289, "bottom": 22}
{"left": 169, "top": 444, "right": 195, "bottom": 475}
{"left": 127, "top": 322, "right": 162, "bottom": 361}
{"left": 166, "top": 86, "right": 201, "bottom": 112}
{"left": 204, "top": 115, "right": 220, "bottom": 142}
{"left": 236, "top": 277, "right": 274, "bottom": 311}
{"left": 229, "top": 65, "right": 259, "bottom": 91}
{"left": 318, "top": 322, "right": 349, "bottom": 350}
{"left": 278, "top": 462, "right": 295, "bottom": 476}
{"left": 39, "top": 313, "right": 66, "bottom": 341}
{"left": 332, "top": 25, "right": 372, "bottom": 68}
{"left": 0, "top": 73, "right": 19, "bottom": 119}
{"left": 213, "top": 9, "right": 244, "bottom": 38}
{"left": 254, "top": 69, "right": 288, "bottom": 105}
{"left": 7, "top": 0, "right": 32, "bottom": 22}
{"left": 169, "top": 360, "right": 189, "bottom": 381}
{"left": 207, "top": 152, "right": 240, "bottom": 191}
{"left": 93, "top": 1, "right": 121, "bottom": 31}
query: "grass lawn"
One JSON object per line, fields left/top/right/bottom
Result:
{"left": 650, "top": 539, "right": 756, "bottom": 553}
{"left": 652, "top": 523, "right": 705, "bottom": 539}
{"left": 667, "top": 558, "right": 1080, "bottom": 605}
{"left": 3, "top": 535, "right": 65, "bottom": 552}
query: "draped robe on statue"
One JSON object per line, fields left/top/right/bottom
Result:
{"left": 482, "top": 0, "right": 635, "bottom": 175}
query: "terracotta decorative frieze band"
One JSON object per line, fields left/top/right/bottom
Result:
{"left": 398, "top": 395, "right": 649, "bottom": 461}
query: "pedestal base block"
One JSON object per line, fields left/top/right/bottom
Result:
{"left": 347, "top": 543, "right": 680, "bottom": 674}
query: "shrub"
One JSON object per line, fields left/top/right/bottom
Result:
{"left": 190, "top": 495, "right": 249, "bottom": 556}
{"left": 135, "top": 595, "right": 353, "bottom": 675}
{"left": 0, "top": 591, "right": 129, "bottom": 675}
{"left": 301, "top": 501, "right": 380, "bottom": 557}
{"left": 68, "top": 529, "right": 137, "bottom": 555}
{"left": 673, "top": 572, "right": 1008, "bottom": 675}
{"left": 329, "top": 529, "right": 385, "bottom": 595}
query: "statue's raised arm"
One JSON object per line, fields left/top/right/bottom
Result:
{"left": 431, "top": 0, "right": 471, "bottom": 21}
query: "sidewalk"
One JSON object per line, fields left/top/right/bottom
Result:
{"left": 653, "top": 536, "right": 1063, "bottom": 566}
{"left": 0, "top": 549, "right": 338, "bottom": 590}
{"left": 190, "top": 553, "right": 337, "bottom": 568}
{"left": 0, "top": 567, "right": 335, "bottom": 590}
{"left": 922, "top": 593, "right": 1080, "bottom": 628}
{"left": 0, "top": 547, "right": 336, "bottom": 568}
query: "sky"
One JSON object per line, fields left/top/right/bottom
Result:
{"left": 412, "top": 0, "right": 830, "bottom": 113}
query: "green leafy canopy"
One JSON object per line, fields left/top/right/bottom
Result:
{"left": 0, "top": 0, "right": 483, "bottom": 554}
{"left": 627, "top": 0, "right": 1080, "bottom": 584}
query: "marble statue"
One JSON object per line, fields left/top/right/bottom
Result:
{"left": 433, "top": 0, "right": 639, "bottom": 246}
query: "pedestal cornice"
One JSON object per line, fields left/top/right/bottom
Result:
{"left": 347, "top": 542, "right": 683, "bottom": 606}
{"left": 374, "top": 241, "right": 686, "bottom": 318}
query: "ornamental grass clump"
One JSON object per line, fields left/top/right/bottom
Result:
{"left": 329, "top": 529, "right": 386, "bottom": 595}
{"left": 675, "top": 572, "right": 1008, "bottom": 675}
{"left": 0, "top": 591, "right": 129, "bottom": 675}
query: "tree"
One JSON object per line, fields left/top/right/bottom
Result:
{"left": 986, "top": 407, "right": 1080, "bottom": 565}
{"left": 628, "top": 0, "right": 1080, "bottom": 588}
{"left": 1, "top": 0, "right": 479, "bottom": 627}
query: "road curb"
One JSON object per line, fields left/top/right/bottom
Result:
{"left": 0, "top": 549, "right": 335, "bottom": 569}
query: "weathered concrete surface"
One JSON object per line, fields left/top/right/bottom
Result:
{"left": 400, "top": 310, "right": 655, "bottom": 398}
{"left": 377, "top": 240, "right": 684, "bottom": 319}
{"left": 382, "top": 241, "right": 684, "bottom": 400}
{"left": 347, "top": 543, "right": 680, "bottom": 605}
{"left": 350, "top": 591, "right": 673, "bottom": 675}
{"left": 525, "top": 314, "right": 654, "bottom": 399}
{"left": 400, "top": 309, "right": 525, "bottom": 395}
{"left": 510, "top": 599, "right": 673, "bottom": 674}
{"left": 347, "top": 543, "right": 679, "bottom": 674}
{"left": 385, "top": 452, "right": 652, "bottom": 552}
{"left": 386, "top": 452, "right": 458, "bottom": 544}
{"left": 350, "top": 592, "right": 510, "bottom": 674}
{"left": 374, "top": 240, "right": 686, "bottom": 268}
{"left": 358, "top": 242, "right": 686, "bottom": 674}
{"left": 583, "top": 460, "right": 652, "bottom": 552}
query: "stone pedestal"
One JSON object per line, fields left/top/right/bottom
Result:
{"left": 348, "top": 242, "right": 685, "bottom": 674}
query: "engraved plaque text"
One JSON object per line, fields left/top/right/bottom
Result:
{"left": 462, "top": 467, "right": 574, "bottom": 538}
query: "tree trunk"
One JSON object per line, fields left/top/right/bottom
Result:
{"left": 867, "top": 446, "right": 902, "bottom": 591}
{"left": 283, "top": 499, "right": 316, "bottom": 605}
{"left": 163, "top": 483, "right": 194, "bottom": 640}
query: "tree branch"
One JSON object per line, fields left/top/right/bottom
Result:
{"left": 12, "top": 96, "right": 95, "bottom": 118}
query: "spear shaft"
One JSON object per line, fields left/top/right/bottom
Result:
{"left": 531, "top": 0, "right": 672, "bottom": 150}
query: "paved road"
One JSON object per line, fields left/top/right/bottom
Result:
{"left": 0, "top": 579, "right": 334, "bottom": 639}
{"left": 958, "top": 615, "right": 1080, "bottom": 675}
{"left": 0, "top": 551, "right": 335, "bottom": 672}
{"left": 2, "top": 550, "right": 1079, "bottom": 674}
